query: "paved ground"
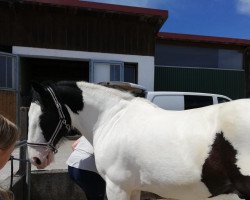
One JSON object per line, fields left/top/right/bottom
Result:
{"left": 0, "top": 138, "right": 75, "bottom": 182}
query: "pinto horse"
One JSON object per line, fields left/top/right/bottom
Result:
{"left": 27, "top": 81, "right": 250, "bottom": 200}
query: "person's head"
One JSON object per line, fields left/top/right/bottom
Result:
{"left": 0, "top": 114, "right": 19, "bottom": 170}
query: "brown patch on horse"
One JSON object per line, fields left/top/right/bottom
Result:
{"left": 201, "top": 132, "right": 250, "bottom": 199}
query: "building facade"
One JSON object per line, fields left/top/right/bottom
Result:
{"left": 0, "top": 0, "right": 167, "bottom": 123}
{"left": 1, "top": 0, "right": 250, "bottom": 124}
{"left": 155, "top": 32, "right": 250, "bottom": 100}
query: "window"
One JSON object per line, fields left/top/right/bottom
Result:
{"left": 110, "top": 64, "right": 121, "bottom": 81}
{"left": 155, "top": 44, "right": 218, "bottom": 68}
{"left": 155, "top": 44, "right": 243, "bottom": 70}
{"left": 151, "top": 95, "right": 184, "bottom": 110}
{"left": 90, "top": 61, "right": 137, "bottom": 84}
{"left": 217, "top": 97, "right": 230, "bottom": 104}
{"left": 218, "top": 49, "right": 243, "bottom": 70}
{"left": 90, "top": 61, "right": 123, "bottom": 83}
{"left": 0, "top": 56, "right": 6, "bottom": 87}
{"left": 184, "top": 95, "right": 213, "bottom": 110}
{"left": 0, "top": 54, "right": 16, "bottom": 89}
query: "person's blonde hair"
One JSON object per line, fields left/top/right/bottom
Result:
{"left": 0, "top": 187, "right": 14, "bottom": 200}
{"left": 0, "top": 114, "right": 19, "bottom": 150}
{"left": 0, "top": 115, "right": 19, "bottom": 200}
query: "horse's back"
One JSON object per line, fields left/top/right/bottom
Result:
{"left": 219, "top": 98, "right": 250, "bottom": 132}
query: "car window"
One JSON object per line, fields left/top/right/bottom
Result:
{"left": 152, "top": 95, "right": 184, "bottom": 110}
{"left": 184, "top": 95, "right": 213, "bottom": 110}
{"left": 217, "top": 97, "right": 230, "bottom": 103}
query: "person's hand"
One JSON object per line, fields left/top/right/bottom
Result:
{"left": 71, "top": 137, "right": 81, "bottom": 150}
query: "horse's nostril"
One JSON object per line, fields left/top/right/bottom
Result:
{"left": 33, "top": 157, "right": 41, "bottom": 165}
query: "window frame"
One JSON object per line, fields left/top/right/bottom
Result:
{"left": 217, "top": 96, "right": 230, "bottom": 104}
{"left": 0, "top": 52, "right": 18, "bottom": 90}
{"left": 89, "top": 60, "right": 124, "bottom": 83}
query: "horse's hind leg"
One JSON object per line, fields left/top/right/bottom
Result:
{"left": 106, "top": 180, "right": 130, "bottom": 200}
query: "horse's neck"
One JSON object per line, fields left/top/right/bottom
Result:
{"left": 67, "top": 82, "right": 132, "bottom": 144}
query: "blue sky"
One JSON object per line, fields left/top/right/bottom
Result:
{"left": 82, "top": 0, "right": 250, "bottom": 40}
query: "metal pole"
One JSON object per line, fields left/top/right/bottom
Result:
{"left": 13, "top": 140, "right": 31, "bottom": 200}
{"left": 19, "top": 107, "right": 31, "bottom": 200}
{"left": 15, "top": 140, "right": 27, "bottom": 148}
{"left": 26, "top": 155, "right": 31, "bottom": 200}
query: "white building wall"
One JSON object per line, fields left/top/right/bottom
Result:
{"left": 13, "top": 46, "right": 155, "bottom": 91}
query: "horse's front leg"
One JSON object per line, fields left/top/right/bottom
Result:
{"left": 106, "top": 180, "right": 130, "bottom": 200}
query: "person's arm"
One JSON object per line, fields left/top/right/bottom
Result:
{"left": 71, "top": 137, "right": 82, "bottom": 150}
{"left": 70, "top": 136, "right": 94, "bottom": 154}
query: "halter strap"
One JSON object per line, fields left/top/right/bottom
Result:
{"left": 27, "top": 86, "right": 71, "bottom": 153}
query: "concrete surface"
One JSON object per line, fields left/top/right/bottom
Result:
{"left": 30, "top": 170, "right": 86, "bottom": 200}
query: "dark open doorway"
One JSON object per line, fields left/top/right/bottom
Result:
{"left": 20, "top": 57, "right": 89, "bottom": 106}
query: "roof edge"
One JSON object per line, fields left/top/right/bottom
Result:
{"left": 23, "top": 0, "right": 168, "bottom": 19}
{"left": 157, "top": 32, "right": 250, "bottom": 46}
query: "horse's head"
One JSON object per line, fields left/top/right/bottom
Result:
{"left": 27, "top": 81, "right": 83, "bottom": 169}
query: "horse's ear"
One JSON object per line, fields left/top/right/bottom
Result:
{"left": 31, "top": 82, "right": 52, "bottom": 104}
{"left": 31, "top": 82, "right": 47, "bottom": 96}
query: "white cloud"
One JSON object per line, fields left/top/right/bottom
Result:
{"left": 237, "top": 0, "right": 250, "bottom": 15}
